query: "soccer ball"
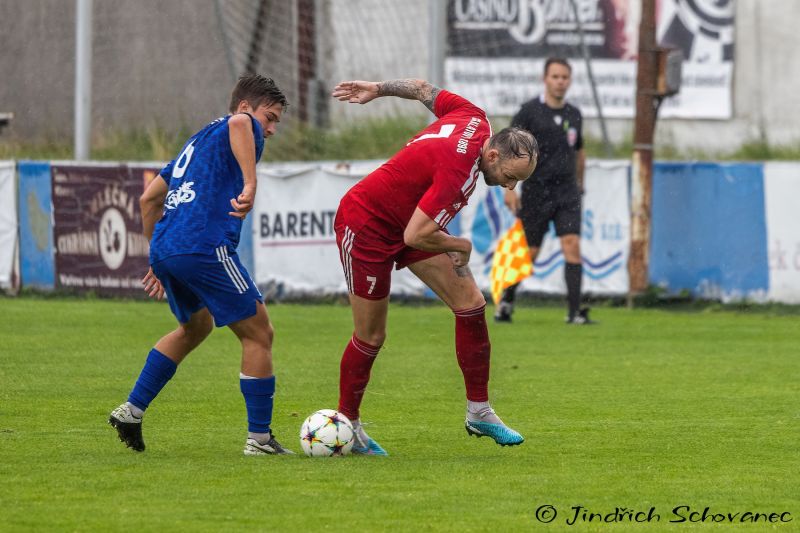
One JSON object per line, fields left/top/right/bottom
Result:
{"left": 299, "top": 409, "right": 355, "bottom": 457}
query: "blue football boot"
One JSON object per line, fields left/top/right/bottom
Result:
{"left": 465, "top": 408, "right": 524, "bottom": 446}
{"left": 351, "top": 420, "right": 388, "bottom": 456}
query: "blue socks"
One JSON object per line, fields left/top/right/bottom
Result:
{"left": 126, "top": 348, "right": 275, "bottom": 436}
{"left": 128, "top": 348, "right": 178, "bottom": 412}
{"left": 240, "top": 375, "right": 276, "bottom": 433}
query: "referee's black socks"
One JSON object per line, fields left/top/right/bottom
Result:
{"left": 564, "top": 262, "right": 583, "bottom": 319}
{"left": 501, "top": 283, "right": 518, "bottom": 303}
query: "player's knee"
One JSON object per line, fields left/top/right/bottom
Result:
{"left": 264, "top": 321, "right": 275, "bottom": 347}
{"left": 360, "top": 331, "right": 386, "bottom": 349}
{"left": 470, "top": 292, "right": 487, "bottom": 310}
{"left": 182, "top": 318, "right": 213, "bottom": 345}
{"left": 452, "top": 288, "right": 486, "bottom": 312}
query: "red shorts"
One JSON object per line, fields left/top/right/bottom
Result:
{"left": 334, "top": 208, "right": 439, "bottom": 300}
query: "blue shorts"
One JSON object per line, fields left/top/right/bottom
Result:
{"left": 152, "top": 246, "right": 263, "bottom": 327}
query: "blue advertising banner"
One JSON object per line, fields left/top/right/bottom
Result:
{"left": 18, "top": 161, "right": 55, "bottom": 289}
{"left": 650, "top": 162, "right": 769, "bottom": 300}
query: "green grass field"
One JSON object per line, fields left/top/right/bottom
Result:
{"left": 1, "top": 298, "right": 798, "bottom": 531}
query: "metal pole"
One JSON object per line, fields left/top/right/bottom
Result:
{"left": 628, "top": 0, "right": 658, "bottom": 306}
{"left": 568, "top": 0, "right": 613, "bottom": 157}
{"left": 428, "top": 0, "right": 446, "bottom": 87}
{"left": 74, "top": 0, "right": 92, "bottom": 161}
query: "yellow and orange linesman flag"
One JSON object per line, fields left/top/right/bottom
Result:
{"left": 490, "top": 219, "right": 533, "bottom": 305}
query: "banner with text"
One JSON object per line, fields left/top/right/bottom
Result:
{"left": 253, "top": 161, "right": 427, "bottom": 297}
{"left": 253, "top": 160, "right": 629, "bottom": 297}
{"left": 764, "top": 163, "right": 800, "bottom": 304}
{"left": 52, "top": 164, "right": 157, "bottom": 297}
{"left": 445, "top": 0, "right": 734, "bottom": 119}
{"left": 253, "top": 162, "right": 428, "bottom": 297}
{"left": 460, "top": 161, "right": 630, "bottom": 295}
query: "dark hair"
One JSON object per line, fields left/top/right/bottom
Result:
{"left": 228, "top": 75, "right": 288, "bottom": 113}
{"left": 544, "top": 57, "right": 572, "bottom": 76}
{"left": 489, "top": 127, "right": 538, "bottom": 163}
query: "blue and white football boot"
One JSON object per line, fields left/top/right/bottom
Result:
{"left": 351, "top": 420, "right": 388, "bottom": 456}
{"left": 465, "top": 408, "right": 524, "bottom": 447}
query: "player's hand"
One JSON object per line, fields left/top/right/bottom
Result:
{"left": 332, "top": 81, "right": 380, "bottom": 104}
{"left": 504, "top": 189, "right": 521, "bottom": 215}
{"left": 142, "top": 268, "right": 165, "bottom": 300}
{"left": 448, "top": 247, "right": 472, "bottom": 277}
{"left": 229, "top": 186, "right": 255, "bottom": 218}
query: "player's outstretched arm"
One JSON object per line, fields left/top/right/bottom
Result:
{"left": 332, "top": 79, "right": 441, "bottom": 113}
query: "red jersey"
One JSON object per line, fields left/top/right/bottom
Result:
{"left": 342, "top": 90, "right": 491, "bottom": 241}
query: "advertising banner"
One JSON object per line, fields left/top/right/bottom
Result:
{"left": 650, "top": 162, "right": 768, "bottom": 302}
{"left": 18, "top": 161, "right": 55, "bottom": 289}
{"left": 52, "top": 163, "right": 155, "bottom": 297}
{"left": 764, "top": 163, "right": 800, "bottom": 304}
{"left": 253, "top": 161, "right": 427, "bottom": 298}
{"left": 0, "top": 161, "right": 17, "bottom": 290}
{"left": 253, "top": 160, "right": 629, "bottom": 297}
{"left": 459, "top": 161, "right": 630, "bottom": 295}
{"left": 445, "top": 0, "right": 734, "bottom": 119}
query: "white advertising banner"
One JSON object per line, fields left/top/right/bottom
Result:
{"left": 253, "top": 160, "right": 629, "bottom": 298}
{"left": 445, "top": 0, "right": 735, "bottom": 119}
{"left": 253, "top": 161, "right": 426, "bottom": 297}
{"left": 0, "top": 161, "right": 18, "bottom": 289}
{"left": 764, "top": 162, "right": 800, "bottom": 304}
{"left": 445, "top": 58, "right": 732, "bottom": 120}
{"left": 460, "top": 161, "right": 630, "bottom": 295}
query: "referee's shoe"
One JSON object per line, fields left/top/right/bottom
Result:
{"left": 566, "top": 307, "right": 596, "bottom": 325}
{"left": 493, "top": 302, "right": 514, "bottom": 323}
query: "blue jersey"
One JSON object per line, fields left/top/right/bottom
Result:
{"left": 150, "top": 114, "right": 264, "bottom": 264}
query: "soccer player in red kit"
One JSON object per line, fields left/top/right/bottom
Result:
{"left": 331, "top": 79, "right": 539, "bottom": 454}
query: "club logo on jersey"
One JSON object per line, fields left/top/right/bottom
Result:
{"left": 567, "top": 127, "right": 578, "bottom": 147}
{"left": 165, "top": 181, "right": 196, "bottom": 210}
{"left": 553, "top": 115, "right": 562, "bottom": 126}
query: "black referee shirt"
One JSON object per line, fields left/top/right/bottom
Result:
{"left": 511, "top": 94, "right": 583, "bottom": 186}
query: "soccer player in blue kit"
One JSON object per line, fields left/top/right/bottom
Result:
{"left": 108, "top": 75, "right": 293, "bottom": 456}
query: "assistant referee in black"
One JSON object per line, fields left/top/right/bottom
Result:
{"left": 496, "top": 57, "right": 592, "bottom": 325}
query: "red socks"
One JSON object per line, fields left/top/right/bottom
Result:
{"left": 339, "top": 305, "right": 490, "bottom": 418}
{"left": 338, "top": 335, "right": 381, "bottom": 420}
{"left": 454, "top": 304, "right": 491, "bottom": 402}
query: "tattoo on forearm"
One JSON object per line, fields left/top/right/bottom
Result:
{"left": 377, "top": 79, "right": 441, "bottom": 113}
{"left": 454, "top": 265, "right": 472, "bottom": 278}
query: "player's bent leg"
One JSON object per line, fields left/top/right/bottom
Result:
{"left": 154, "top": 308, "right": 214, "bottom": 365}
{"left": 109, "top": 309, "right": 212, "bottom": 452}
{"left": 341, "top": 294, "right": 389, "bottom": 456}
{"left": 229, "top": 302, "right": 292, "bottom": 455}
{"left": 409, "top": 254, "right": 524, "bottom": 447}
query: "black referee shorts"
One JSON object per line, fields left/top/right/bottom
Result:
{"left": 518, "top": 178, "right": 582, "bottom": 248}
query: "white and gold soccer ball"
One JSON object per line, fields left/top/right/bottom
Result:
{"left": 299, "top": 409, "right": 355, "bottom": 457}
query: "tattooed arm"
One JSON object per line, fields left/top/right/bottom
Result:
{"left": 331, "top": 79, "right": 442, "bottom": 113}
